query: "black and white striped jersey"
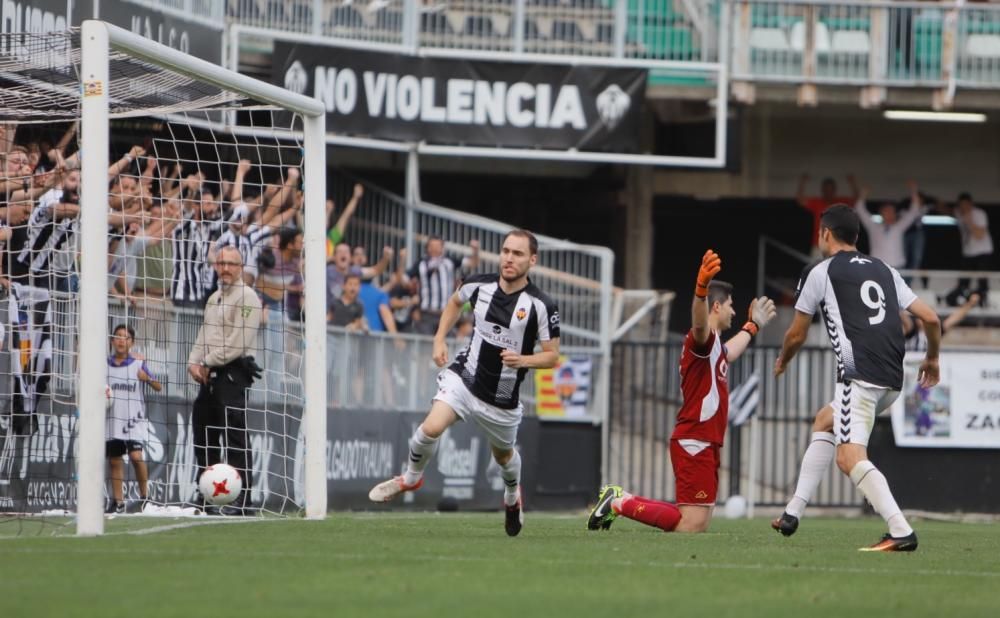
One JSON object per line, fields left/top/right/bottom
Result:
{"left": 214, "top": 224, "right": 273, "bottom": 283}
{"left": 17, "top": 188, "right": 77, "bottom": 283}
{"left": 170, "top": 216, "right": 214, "bottom": 304}
{"left": 795, "top": 250, "right": 917, "bottom": 390}
{"left": 409, "top": 255, "right": 466, "bottom": 313}
{"left": 449, "top": 273, "right": 560, "bottom": 409}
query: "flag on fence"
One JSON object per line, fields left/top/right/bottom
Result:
{"left": 729, "top": 372, "right": 760, "bottom": 427}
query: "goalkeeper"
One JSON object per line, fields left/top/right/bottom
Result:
{"left": 588, "top": 250, "right": 776, "bottom": 533}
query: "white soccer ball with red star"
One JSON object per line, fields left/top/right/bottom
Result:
{"left": 199, "top": 463, "right": 243, "bottom": 506}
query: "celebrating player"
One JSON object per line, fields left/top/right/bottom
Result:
{"left": 771, "top": 295, "right": 972, "bottom": 537}
{"left": 587, "top": 250, "right": 776, "bottom": 533}
{"left": 368, "top": 230, "right": 559, "bottom": 537}
{"left": 106, "top": 324, "right": 162, "bottom": 514}
{"left": 772, "top": 205, "right": 940, "bottom": 551}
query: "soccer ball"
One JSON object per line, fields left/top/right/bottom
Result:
{"left": 199, "top": 464, "right": 243, "bottom": 506}
{"left": 723, "top": 494, "right": 747, "bottom": 519}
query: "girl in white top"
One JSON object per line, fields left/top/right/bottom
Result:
{"left": 106, "top": 324, "right": 162, "bottom": 513}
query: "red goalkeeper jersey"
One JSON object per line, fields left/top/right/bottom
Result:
{"left": 671, "top": 330, "right": 729, "bottom": 446}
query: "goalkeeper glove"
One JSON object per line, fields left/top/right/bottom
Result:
{"left": 695, "top": 250, "right": 721, "bottom": 298}
{"left": 742, "top": 296, "right": 776, "bottom": 338}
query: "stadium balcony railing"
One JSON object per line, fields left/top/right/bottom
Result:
{"left": 139, "top": 1, "right": 1000, "bottom": 90}
{"left": 225, "top": 0, "right": 715, "bottom": 64}
{"left": 729, "top": 0, "right": 1000, "bottom": 91}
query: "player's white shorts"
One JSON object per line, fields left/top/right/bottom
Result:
{"left": 829, "top": 380, "right": 899, "bottom": 447}
{"left": 433, "top": 370, "right": 522, "bottom": 450}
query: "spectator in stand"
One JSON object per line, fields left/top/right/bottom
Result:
{"left": 327, "top": 241, "right": 352, "bottom": 317}
{"left": 359, "top": 277, "right": 398, "bottom": 335}
{"left": 352, "top": 243, "right": 394, "bottom": 283}
{"left": 215, "top": 165, "right": 301, "bottom": 289}
{"left": 329, "top": 269, "right": 366, "bottom": 330}
{"left": 326, "top": 183, "right": 364, "bottom": 260}
{"left": 109, "top": 200, "right": 182, "bottom": 303}
{"left": 946, "top": 193, "right": 993, "bottom": 307}
{"left": 796, "top": 173, "right": 860, "bottom": 257}
{"left": 407, "top": 236, "right": 480, "bottom": 334}
{"left": 258, "top": 227, "right": 304, "bottom": 322}
{"left": 387, "top": 248, "right": 419, "bottom": 333}
{"left": 903, "top": 293, "right": 980, "bottom": 353}
{"left": 169, "top": 171, "right": 223, "bottom": 308}
{"left": 903, "top": 192, "right": 932, "bottom": 277}
{"left": 854, "top": 180, "right": 926, "bottom": 270}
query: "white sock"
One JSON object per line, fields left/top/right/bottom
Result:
{"left": 850, "top": 460, "right": 913, "bottom": 537}
{"left": 403, "top": 427, "right": 437, "bottom": 486}
{"left": 786, "top": 432, "right": 835, "bottom": 518}
{"left": 499, "top": 450, "right": 521, "bottom": 506}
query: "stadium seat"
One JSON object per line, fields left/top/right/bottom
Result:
{"left": 749, "top": 28, "right": 791, "bottom": 53}
{"left": 376, "top": 9, "right": 403, "bottom": 32}
{"left": 523, "top": 18, "right": 546, "bottom": 42}
{"left": 596, "top": 21, "right": 614, "bottom": 44}
{"left": 492, "top": 14, "right": 511, "bottom": 37}
{"left": 914, "top": 15, "right": 943, "bottom": 75}
{"left": 965, "top": 34, "right": 1000, "bottom": 58}
{"left": 751, "top": 5, "right": 795, "bottom": 29}
{"left": 421, "top": 12, "right": 453, "bottom": 35}
{"left": 534, "top": 17, "right": 554, "bottom": 40}
{"left": 831, "top": 30, "right": 870, "bottom": 55}
{"left": 446, "top": 11, "right": 467, "bottom": 35}
{"left": 789, "top": 21, "right": 832, "bottom": 54}
{"left": 266, "top": 0, "right": 285, "bottom": 23}
{"left": 464, "top": 15, "right": 497, "bottom": 38}
{"left": 576, "top": 19, "right": 598, "bottom": 43}
{"left": 289, "top": 1, "right": 312, "bottom": 29}
{"left": 628, "top": 0, "right": 676, "bottom": 23}
{"left": 552, "top": 20, "right": 585, "bottom": 43}
{"left": 230, "top": 0, "right": 261, "bottom": 19}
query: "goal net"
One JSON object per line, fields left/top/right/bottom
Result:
{"left": 0, "top": 23, "right": 327, "bottom": 536}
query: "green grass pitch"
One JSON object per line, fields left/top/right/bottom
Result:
{"left": 2, "top": 513, "right": 998, "bottom": 617}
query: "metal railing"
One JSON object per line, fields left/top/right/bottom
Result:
{"left": 124, "top": 0, "right": 225, "bottom": 20}
{"left": 729, "top": 0, "right": 1000, "bottom": 89}
{"left": 138, "top": 0, "right": 1000, "bottom": 90}
{"left": 30, "top": 295, "right": 604, "bottom": 418}
{"left": 328, "top": 173, "right": 614, "bottom": 351}
{"left": 757, "top": 234, "right": 1000, "bottom": 316}
{"left": 226, "top": 0, "right": 713, "bottom": 61}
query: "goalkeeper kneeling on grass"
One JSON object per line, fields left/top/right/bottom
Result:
{"left": 106, "top": 324, "right": 162, "bottom": 514}
{"left": 587, "top": 250, "right": 776, "bottom": 533}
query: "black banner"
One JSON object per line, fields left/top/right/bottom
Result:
{"left": 0, "top": 398, "right": 539, "bottom": 513}
{"left": 0, "top": 1, "right": 73, "bottom": 35}
{"left": 6, "top": 1, "right": 222, "bottom": 66}
{"left": 273, "top": 41, "right": 647, "bottom": 152}
{"left": 79, "top": 0, "right": 223, "bottom": 65}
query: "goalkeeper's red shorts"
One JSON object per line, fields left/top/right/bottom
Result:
{"left": 670, "top": 439, "right": 720, "bottom": 506}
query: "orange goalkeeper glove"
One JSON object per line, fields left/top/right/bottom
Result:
{"left": 695, "top": 250, "right": 721, "bottom": 298}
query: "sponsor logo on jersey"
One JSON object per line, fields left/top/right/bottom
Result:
{"left": 695, "top": 490, "right": 708, "bottom": 499}
{"left": 850, "top": 256, "right": 873, "bottom": 265}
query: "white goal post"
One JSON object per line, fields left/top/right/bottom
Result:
{"left": 76, "top": 20, "right": 328, "bottom": 536}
